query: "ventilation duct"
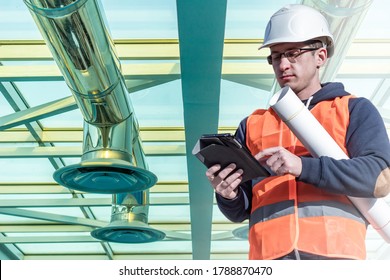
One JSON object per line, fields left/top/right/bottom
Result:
{"left": 24, "top": 0, "right": 157, "bottom": 193}
{"left": 91, "top": 135, "right": 165, "bottom": 243}
{"left": 91, "top": 191, "right": 166, "bottom": 243}
{"left": 232, "top": 225, "right": 248, "bottom": 240}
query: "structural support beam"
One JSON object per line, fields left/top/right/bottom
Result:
{"left": 0, "top": 128, "right": 235, "bottom": 143}
{"left": 0, "top": 236, "right": 96, "bottom": 244}
{"left": 0, "top": 243, "right": 22, "bottom": 260}
{"left": 0, "top": 63, "right": 181, "bottom": 82}
{"left": 1, "top": 61, "right": 389, "bottom": 83}
{"left": 0, "top": 95, "right": 77, "bottom": 131}
{"left": 0, "top": 198, "right": 111, "bottom": 208}
{"left": 0, "top": 144, "right": 186, "bottom": 157}
{"left": 0, "top": 181, "right": 190, "bottom": 194}
{"left": 176, "top": 0, "right": 227, "bottom": 260}
{"left": 125, "top": 78, "right": 179, "bottom": 93}
{"left": 1, "top": 39, "right": 389, "bottom": 61}
{"left": 0, "top": 197, "right": 191, "bottom": 208}
{"left": 0, "top": 39, "right": 182, "bottom": 61}
{"left": 0, "top": 208, "right": 106, "bottom": 227}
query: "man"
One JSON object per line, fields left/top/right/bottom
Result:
{"left": 206, "top": 4, "right": 390, "bottom": 260}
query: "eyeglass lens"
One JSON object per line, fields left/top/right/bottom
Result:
{"left": 267, "top": 48, "right": 319, "bottom": 65}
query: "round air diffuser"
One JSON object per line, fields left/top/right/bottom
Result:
{"left": 53, "top": 158, "right": 157, "bottom": 194}
{"left": 232, "top": 225, "right": 249, "bottom": 240}
{"left": 91, "top": 219, "right": 166, "bottom": 243}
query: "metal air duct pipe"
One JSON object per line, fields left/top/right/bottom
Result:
{"left": 91, "top": 191, "right": 166, "bottom": 243}
{"left": 24, "top": 0, "right": 157, "bottom": 193}
{"left": 91, "top": 130, "right": 165, "bottom": 242}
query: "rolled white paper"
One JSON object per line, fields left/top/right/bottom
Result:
{"left": 269, "top": 86, "right": 390, "bottom": 243}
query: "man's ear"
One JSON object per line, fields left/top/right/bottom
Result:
{"left": 317, "top": 48, "right": 327, "bottom": 68}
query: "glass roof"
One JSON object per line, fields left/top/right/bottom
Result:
{"left": 1, "top": 0, "right": 390, "bottom": 261}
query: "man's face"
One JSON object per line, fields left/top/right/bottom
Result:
{"left": 269, "top": 42, "right": 324, "bottom": 95}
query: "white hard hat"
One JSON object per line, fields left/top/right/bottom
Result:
{"left": 259, "top": 4, "right": 334, "bottom": 57}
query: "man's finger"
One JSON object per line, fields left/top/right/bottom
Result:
{"left": 255, "top": 146, "right": 283, "bottom": 160}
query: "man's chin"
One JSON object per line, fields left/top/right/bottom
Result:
{"left": 278, "top": 80, "right": 291, "bottom": 88}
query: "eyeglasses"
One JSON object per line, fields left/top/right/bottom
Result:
{"left": 266, "top": 47, "right": 320, "bottom": 65}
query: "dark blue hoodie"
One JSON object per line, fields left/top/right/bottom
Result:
{"left": 216, "top": 82, "right": 390, "bottom": 223}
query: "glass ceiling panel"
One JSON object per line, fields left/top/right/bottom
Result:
{"left": 224, "top": 0, "right": 390, "bottom": 42}
{"left": 334, "top": 78, "right": 383, "bottom": 100}
{"left": 0, "top": 1, "right": 389, "bottom": 40}
{"left": 35, "top": 110, "right": 84, "bottom": 128}
{"left": 225, "top": 0, "right": 298, "bottom": 39}
{"left": 15, "top": 81, "right": 71, "bottom": 107}
{"left": 219, "top": 80, "right": 272, "bottom": 127}
{"left": 0, "top": 2, "right": 39, "bottom": 40}
{"left": 146, "top": 155, "right": 188, "bottom": 181}
{"left": 355, "top": 0, "right": 390, "bottom": 39}
{"left": 0, "top": 90, "right": 16, "bottom": 116}
{"left": 149, "top": 205, "right": 190, "bottom": 223}
{"left": 17, "top": 242, "right": 105, "bottom": 255}
{"left": 110, "top": 240, "right": 192, "bottom": 254}
{"left": 130, "top": 80, "right": 184, "bottom": 127}
{"left": 0, "top": 0, "right": 179, "bottom": 40}
{"left": 210, "top": 240, "right": 249, "bottom": 253}
{"left": 0, "top": 158, "right": 55, "bottom": 182}
{"left": 101, "top": 0, "right": 178, "bottom": 39}
{"left": 86, "top": 207, "right": 111, "bottom": 221}
{"left": 13, "top": 81, "right": 83, "bottom": 128}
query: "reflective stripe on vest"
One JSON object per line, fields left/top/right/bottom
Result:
{"left": 250, "top": 199, "right": 366, "bottom": 228}
{"left": 246, "top": 95, "right": 367, "bottom": 260}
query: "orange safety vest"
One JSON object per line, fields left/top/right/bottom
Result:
{"left": 246, "top": 95, "right": 367, "bottom": 260}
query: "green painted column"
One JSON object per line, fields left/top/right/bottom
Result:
{"left": 176, "top": 0, "right": 227, "bottom": 260}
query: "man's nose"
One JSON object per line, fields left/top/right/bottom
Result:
{"left": 278, "top": 56, "right": 291, "bottom": 71}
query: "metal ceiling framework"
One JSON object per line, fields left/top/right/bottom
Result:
{"left": 0, "top": 0, "right": 390, "bottom": 260}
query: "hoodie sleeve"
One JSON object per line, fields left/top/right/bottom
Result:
{"left": 299, "top": 97, "right": 390, "bottom": 197}
{"left": 216, "top": 180, "right": 252, "bottom": 222}
{"left": 215, "top": 117, "right": 252, "bottom": 222}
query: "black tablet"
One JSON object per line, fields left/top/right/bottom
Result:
{"left": 192, "top": 133, "right": 270, "bottom": 182}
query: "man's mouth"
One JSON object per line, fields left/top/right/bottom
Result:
{"left": 280, "top": 74, "right": 294, "bottom": 80}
